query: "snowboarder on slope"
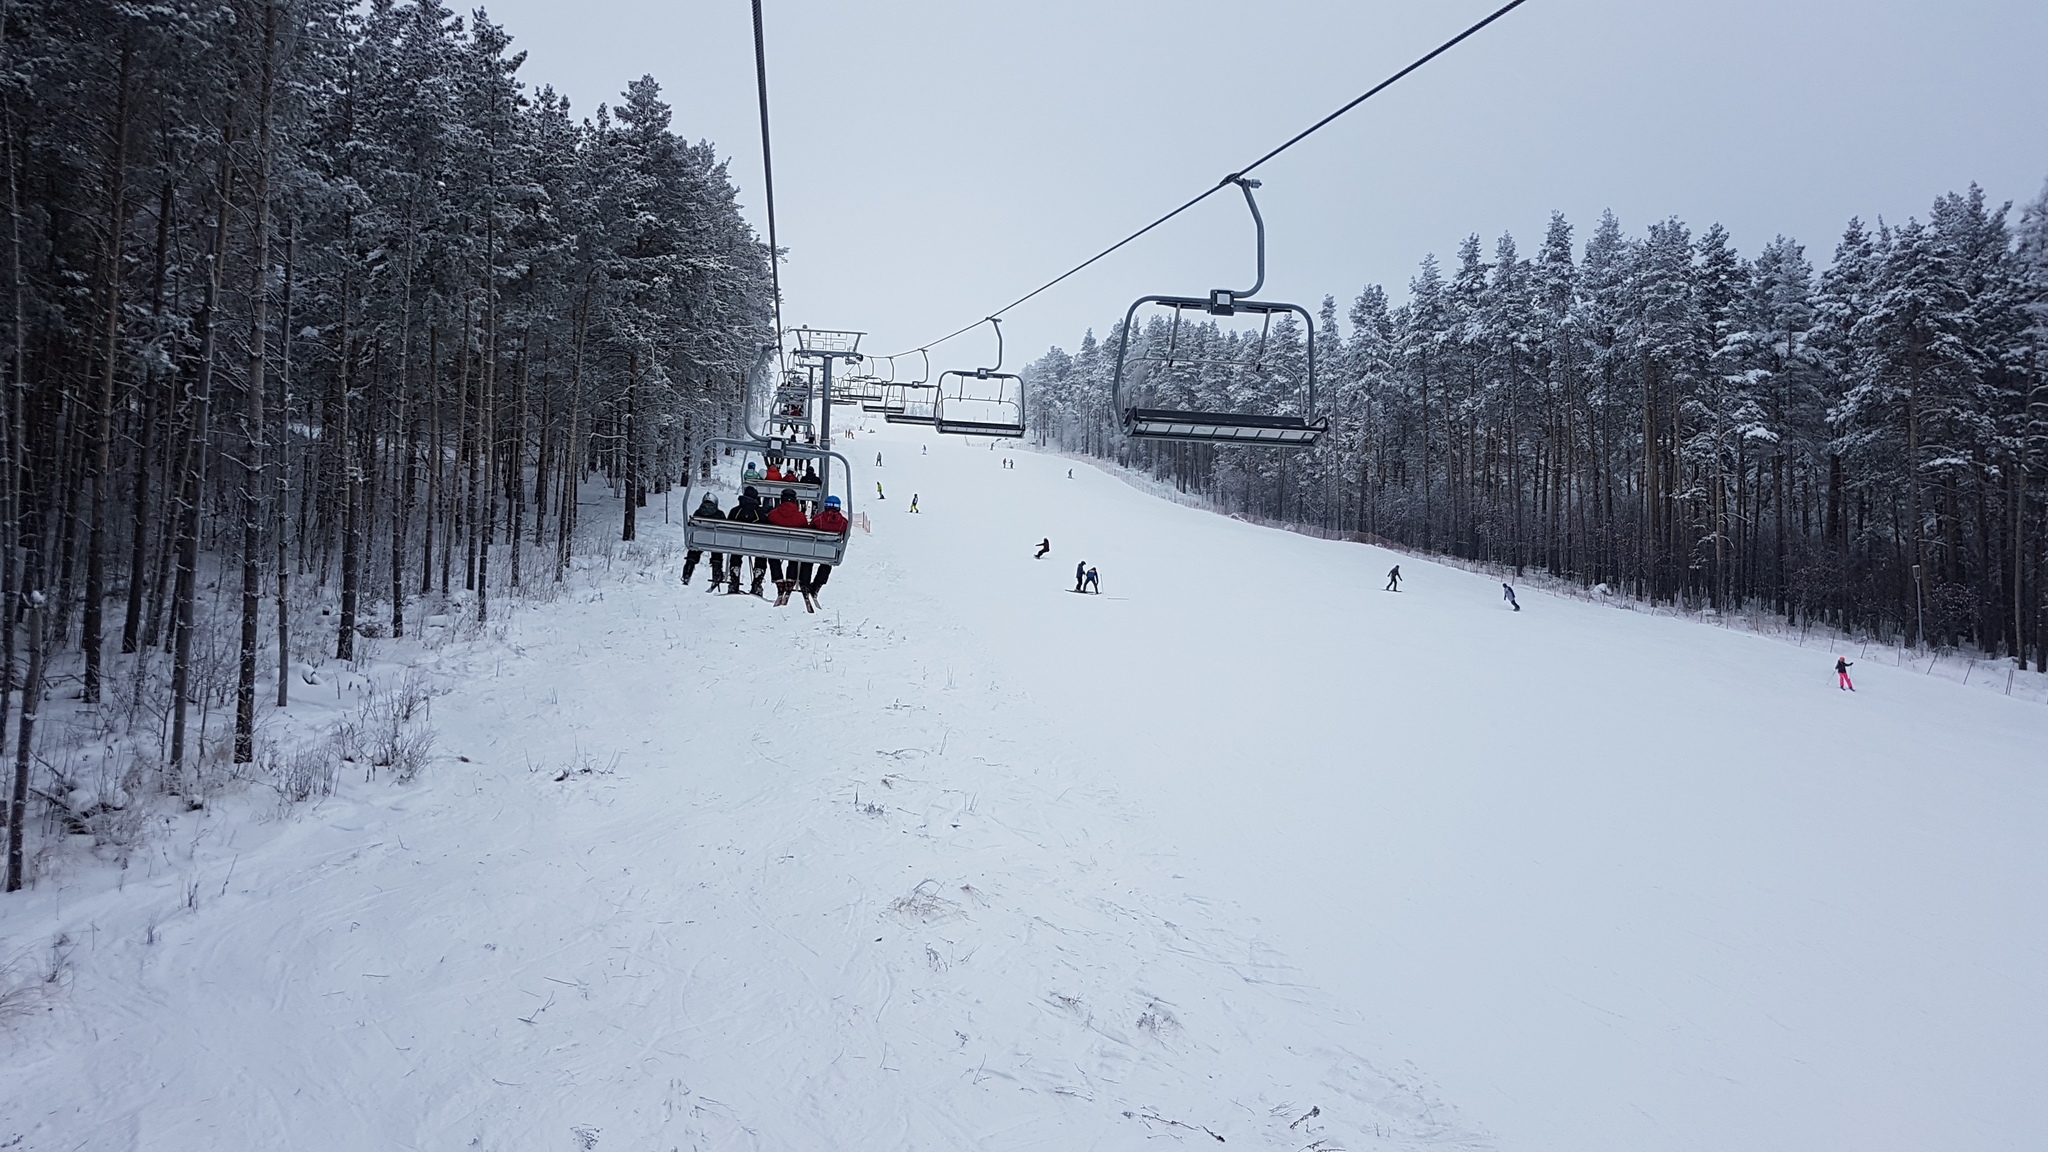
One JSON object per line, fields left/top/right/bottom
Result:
{"left": 1503, "top": 583, "right": 1520, "bottom": 611}
{"left": 1034, "top": 538, "right": 1050, "bottom": 559}
{"left": 1084, "top": 567, "right": 1100, "bottom": 594}
{"left": 1836, "top": 657, "right": 1855, "bottom": 691}
{"left": 1075, "top": 561, "right": 1087, "bottom": 592}
{"left": 876, "top": 452, "right": 883, "bottom": 467}
{"left": 681, "top": 494, "right": 724, "bottom": 587}
{"left": 1385, "top": 565, "right": 1402, "bottom": 592}
{"left": 876, "top": 481, "right": 885, "bottom": 501}
{"left": 909, "top": 494, "right": 920, "bottom": 513}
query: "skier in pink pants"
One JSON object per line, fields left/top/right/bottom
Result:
{"left": 1835, "top": 657, "right": 1855, "bottom": 691}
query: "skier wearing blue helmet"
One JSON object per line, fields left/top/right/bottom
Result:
{"left": 802, "top": 493, "right": 851, "bottom": 611}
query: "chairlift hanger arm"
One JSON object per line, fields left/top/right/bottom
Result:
{"left": 1222, "top": 177, "right": 1264, "bottom": 303}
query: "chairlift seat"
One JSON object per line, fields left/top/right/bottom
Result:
{"left": 935, "top": 416, "right": 1025, "bottom": 438}
{"left": 884, "top": 411, "right": 937, "bottom": 426}
{"left": 684, "top": 516, "right": 847, "bottom": 565}
{"left": 1121, "top": 406, "right": 1327, "bottom": 446}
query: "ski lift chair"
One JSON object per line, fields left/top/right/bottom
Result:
{"left": 881, "top": 349, "right": 937, "bottom": 424}
{"left": 934, "top": 318, "right": 1026, "bottom": 439}
{"left": 738, "top": 450, "right": 823, "bottom": 505}
{"left": 1111, "top": 177, "right": 1327, "bottom": 446}
{"left": 685, "top": 438, "right": 854, "bottom": 566}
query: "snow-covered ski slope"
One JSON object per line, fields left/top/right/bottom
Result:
{"left": 6, "top": 418, "right": 2046, "bottom": 1151}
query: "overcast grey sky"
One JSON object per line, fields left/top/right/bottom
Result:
{"left": 480, "top": 0, "right": 2048, "bottom": 371}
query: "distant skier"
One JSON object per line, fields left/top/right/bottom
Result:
{"left": 1503, "top": 583, "right": 1520, "bottom": 611}
{"left": 1074, "top": 560, "right": 1087, "bottom": 592}
{"left": 1836, "top": 657, "right": 1855, "bottom": 691}
{"left": 1084, "top": 566, "right": 1100, "bottom": 594}
{"left": 1034, "top": 538, "right": 1050, "bottom": 559}
{"left": 921, "top": 445, "right": 927, "bottom": 455}
{"left": 876, "top": 452, "right": 883, "bottom": 467}
{"left": 1067, "top": 468, "right": 1074, "bottom": 479}
{"left": 1385, "top": 565, "right": 1401, "bottom": 592}
{"left": 909, "top": 494, "right": 920, "bottom": 513}
{"left": 876, "top": 481, "right": 885, "bottom": 501}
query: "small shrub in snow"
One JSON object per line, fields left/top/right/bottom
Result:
{"left": 267, "top": 742, "right": 339, "bottom": 805}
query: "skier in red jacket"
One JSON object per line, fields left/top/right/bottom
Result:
{"left": 767, "top": 489, "right": 808, "bottom": 605}
{"left": 800, "top": 495, "right": 851, "bottom": 611}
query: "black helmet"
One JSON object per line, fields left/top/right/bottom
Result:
{"left": 780, "top": 488, "right": 798, "bottom": 503}
{"left": 742, "top": 485, "right": 759, "bottom": 500}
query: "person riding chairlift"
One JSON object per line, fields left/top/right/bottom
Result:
{"left": 681, "top": 494, "right": 724, "bottom": 587}
{"left": 801, "top": 495, "right": 851, "bottom": 613}
{"left": 767, "top": 488, "right": 808, "bottom": 606}
{"left": 725, "top": 486, "right": 770, "bottom": 596}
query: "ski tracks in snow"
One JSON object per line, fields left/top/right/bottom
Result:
{"left": 2, "top": 489, "right": 1486, "bottom": 1150}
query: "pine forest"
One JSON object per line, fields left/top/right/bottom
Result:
{"left": 1029, "top": 193, "right": 2048, "bottom": 666}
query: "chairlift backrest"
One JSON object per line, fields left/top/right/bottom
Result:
{"left": 1109, "top": 178, "right": 1326, "bottom": 446}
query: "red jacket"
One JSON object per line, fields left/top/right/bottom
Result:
{"left": 768, "top": 501, "right": 809, "bottom": 528}
{"left": 811, "top": 508, "right": 850, "bottom": 535}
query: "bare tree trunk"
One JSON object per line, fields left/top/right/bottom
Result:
{"left": 276, "top": 217, "right": 294, "bottom": 707}
{"left": 335, "top": 265, "right": 358, "bottom": 662}
{"left": 235, "top": 3, "right": 279, "bottom": 763}
{"left": 620, "top": 348, "right": 636, "bottom": 542}
{"left": 83, "top": 40, "right": 134, "bottom": 703}
{"left": 170, "top": 120, "right": 234, "bottom": 784}
{"left": 509, "top": 331, "right": 527, "bottom": 588}
{"left": 123, "top": 179, "right": 173, "bottom": 656}
{"left": 556, "top": 282, "right": 590, "bottom": 579}
{"left": 420, "top": 323, "right": 438, "bottom": 596}
{"left": 5, "top": 593, "right": 42, "bottom": 891}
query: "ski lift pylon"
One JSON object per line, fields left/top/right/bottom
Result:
{"left": 1110, "top": 177, "right": 1326, "bottom": 446}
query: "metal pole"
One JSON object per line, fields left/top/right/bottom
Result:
{"left": 1913, "top": 563, "right": 1925, "bottom": 650}
{"left": 818, "top": 355, "right": 833, "bottom": 505}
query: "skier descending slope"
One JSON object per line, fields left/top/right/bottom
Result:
{"left": 1836, "top": 657, "right": 1855, "bottom": 691}
{"left": 1385, "top": 565, "right": 1402, "bottom": 591}
{"left": 1503, "top": 583, "right": 1520, "bottom": 611}
{"left": 1034, "top": 538, "right": 1050, "bottom": 559}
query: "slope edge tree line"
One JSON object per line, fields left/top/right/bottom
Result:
{"left": 2, "top": 0, "right": 772, "bottom": 888}
{"left": 1030, "top": 190, "right": 2048, "bottom": 667}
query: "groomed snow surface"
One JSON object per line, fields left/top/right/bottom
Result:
{"left": 5, "top": 418, "right": 2046, "bottom": 1151}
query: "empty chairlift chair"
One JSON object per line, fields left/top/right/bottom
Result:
{"left": 934, "top": 318, "right": 1026, "bottom": 439}
{"left": 1111, "top": 177, "right": 1327, "bottom": 446}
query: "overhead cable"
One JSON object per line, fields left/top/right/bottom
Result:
{"left": 884, "top": 0, "right": 1533, "bottom": 358}
{"left": 751, "top": 0, "right": 784, "bottom": 339}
